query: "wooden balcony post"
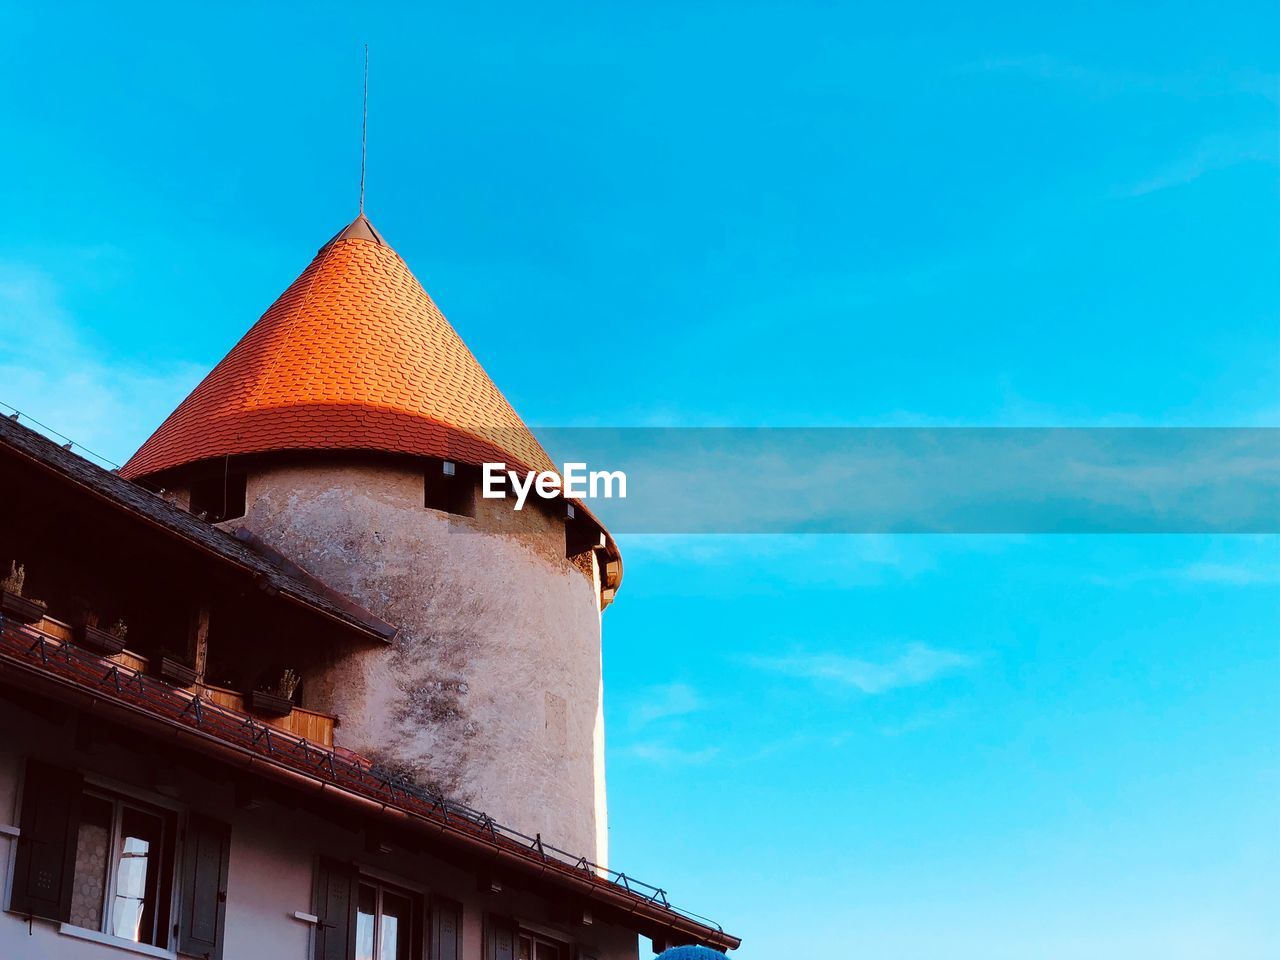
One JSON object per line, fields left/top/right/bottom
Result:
{"left": 189, "top": 602, "right": 211, "bottom": 684}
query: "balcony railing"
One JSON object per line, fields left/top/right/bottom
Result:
{"left": 28, "top": 614, "right": 336, "bottom": 746}
{"left": 0, "top": 611, "right": 733, "bottom": 948}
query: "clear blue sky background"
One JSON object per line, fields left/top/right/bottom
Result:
{"left": 2, "top": 4, "right": 1277, "bottom": 958}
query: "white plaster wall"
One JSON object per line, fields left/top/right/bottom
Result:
{"left": 221, "top": 807, "right": 315, "bottom": 960}
{"left": 229, "top": 461, "right": 609, "bottom": 866}
{"left": 0, "top": 701, "right": 311, "bottom": 960}
{"left": 0, "top": 700, "right": 640, "bottom": 960}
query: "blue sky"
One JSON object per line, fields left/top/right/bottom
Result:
{"left": 2, "top": 3, "right": 1277, "bottom": 957}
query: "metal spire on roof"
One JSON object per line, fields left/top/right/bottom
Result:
{"left": 359, "top": 43, "right": 369, "bottom": 215}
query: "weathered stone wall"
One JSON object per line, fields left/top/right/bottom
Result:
{"left": 226, "top": 459, "right": 609, "bottom": 865}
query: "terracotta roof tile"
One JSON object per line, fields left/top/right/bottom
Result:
{"left": 121, "top": 215, "right": 555, "bottom": 480}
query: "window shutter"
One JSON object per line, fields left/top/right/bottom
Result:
{"left": 485, "top": 915, "right": 517, "bottom": 960}
{"left": 313, "top": 858, "right": 357, "bottom": 960}
{"left": 9, "top": 760, "right": 81, "bottom": 921}
{"left": 178, "top": 814, "right": 231, "bottom": 960}
{"left": 431, "top": 896, "right": 463, "bottom": 960}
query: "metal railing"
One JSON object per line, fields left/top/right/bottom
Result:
{"left": 0, "top": 614, "right": 726, "bottom": 937}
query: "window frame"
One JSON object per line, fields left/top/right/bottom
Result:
{"left": 351, "top": 867, "right": 426, "bottom": 960}
{"left": 517, "top": 926, "right": 571, "bottom": 960}
{"left": 72, "top": 786, "right": 178, "bottom": 949}
{"left": 423, "top": 459, "right": 478, "bottom": 518}
{"left": 28, "top": 768, "right": 187, "bottom": 952}
{"left": 6, "top": 760, "right": 231, "bottom": 960}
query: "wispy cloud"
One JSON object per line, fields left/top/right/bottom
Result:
{"left": 618, "top": 741, "right": 720, "bottom": 766}
{"left": 1178, "top": 562, "right": 1280, "bottom": 586}
{"left": 553, "top": 428, "right": 1280, "bottom": 536}
{"left": 879, "top": 706, "right": 968, "bottom": 737}
{"left": 617, "top": 683, "right": 717, "bottom": 765}
{"left": 1086, "top": 548, "right": 1280, "bottom": 588}
{"left": 615, "top": 534, "right": 945, "bottom": 594}
{"left": 1119, "top": 132, "right": 1279, "bottom": 198}
{"left": 0, "top": 261, "right": 201, "bottom": 465}
{"left": 960, "top": 54, "right": 1279, "bottom": 101}
{"left": 630, "top": 682, "right": 704, "bottom": 727}
{"left": 748, "top": 643, "right": 976, "bottom": 695}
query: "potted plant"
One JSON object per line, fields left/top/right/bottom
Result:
{"left": 1, "top": 562, "right": 47, "bottom": 625}
{"left": 76, "top": 614, "right": 128, "bottom": 655}
{"left": 156, "top": 648, "right": 198, "bottom": 687}
{"left": 248, "top": 668, "right": 299, "bottom": 717}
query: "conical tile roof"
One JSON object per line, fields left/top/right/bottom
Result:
{"left": 121, "top": 215, "right": 556, "bottom": 480}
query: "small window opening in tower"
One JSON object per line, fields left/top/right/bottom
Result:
{"left": 565, "top": 514, "right": 604, "bottom": 559}
{"left": 424, "top": 459, "right": 477, "bottom": 517}
{"left": 189, "top": 470, "right": 247, "bottom": 523}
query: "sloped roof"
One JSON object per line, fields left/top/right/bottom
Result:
{"left": 120, "top": 215, "right": 556, "bottom": 480}
{"left": 0, "top": 413, "right": 396, "bottom": 643}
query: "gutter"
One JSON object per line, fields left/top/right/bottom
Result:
{"left": 0, "top": 626, "right": 739, "bottom": 951}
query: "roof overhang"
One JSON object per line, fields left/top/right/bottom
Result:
{"left": 0, "top": 415, "right": 396, "bottom": 643}
{"left": 0, "top": 620, "right": 738, "bottom": 951}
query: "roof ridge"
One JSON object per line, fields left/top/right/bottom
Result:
{"left": 321, "top": 212, "right": 386, "bottom": 249}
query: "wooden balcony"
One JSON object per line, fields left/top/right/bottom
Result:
{"left": 32, "top": 615, "right": 336, "bottom": 747}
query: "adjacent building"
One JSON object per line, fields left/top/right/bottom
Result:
{"left": 0, "top": 215, "right": 738, "bottom": 960}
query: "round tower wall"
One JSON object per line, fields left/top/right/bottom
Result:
{"left": 223, "top": 459, "right": 609, "bottom": 865}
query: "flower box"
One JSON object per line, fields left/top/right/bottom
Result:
{"left": 76, "top": 623, "right": 127, "bottom": 655}
{"left": 157, "top": 656, "right": 198, "bottom": 687}
{"left": 247, "top": 689, "right": 293, "bottom": 718}
{"left": 0, "top": 590, "right": 45, "bottom": 625}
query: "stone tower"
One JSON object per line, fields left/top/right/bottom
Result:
{"left": 121, "top": 214, "right": 622, "bottom": 863}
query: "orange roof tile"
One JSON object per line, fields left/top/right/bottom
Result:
{"left": 120, "top": 215, "right": 557, "bottom": 481}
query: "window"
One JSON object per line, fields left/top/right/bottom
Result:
{"left": 423, "top": 460, "right": 476, "bottom": 517}
{"left": 565, "top": 515, "right": 604, "bottom": 558}
{"left": 11, "top": 761, "right": 231, "bottom": 960}
{"left": 518, "top": 931, "right": 567, "bottom": 960}
{"left": 189, "top": 471, "right": 247, "bottom": 523}
{"left": 68, "top": 790, "right": 176, "bottom": 947}
{"left": 313, "top": 861, "right": 438, "bottom": 960}
{"left": 355, "top": 879, "right": 416, "bottom": 960}
{"left": 485, "top": 915, "right": 572, "bottom": 960}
